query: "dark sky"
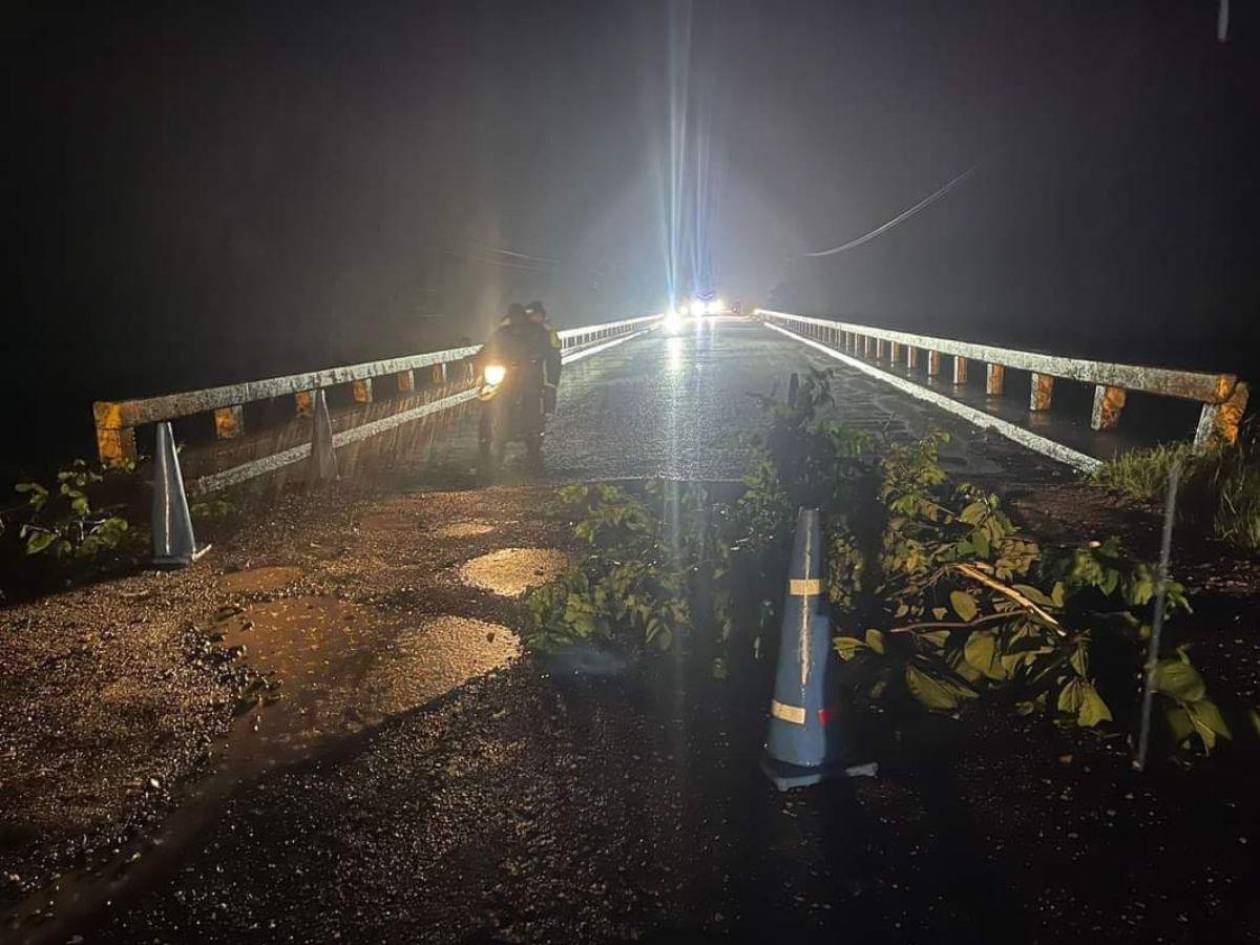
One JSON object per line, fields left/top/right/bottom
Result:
{"left": 7, "top": 0, "right": 1259, "bottom": 429}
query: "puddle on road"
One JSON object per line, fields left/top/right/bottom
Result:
{"left": 217, "top": 598, "right": 521, "bottom": 763}
{"left": 361, "top": 616, "right": 519, "bottom": 716}
{"left": 458, "top": 547, "right": 568, "bottom": 597}
{"left": 433, "top": 521, "right": 497, "bottom": 538}
{"left": 12, "top": 602, "right": 521, "bottom": 944}
{"left": 219, "top": 565, "right": 304, "bottom": 594}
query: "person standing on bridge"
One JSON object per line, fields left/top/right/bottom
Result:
{"left": 526, "top": 300, "right": 563, "bottom": 414}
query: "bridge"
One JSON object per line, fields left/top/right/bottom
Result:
{"left": 3, "top": 313, "right": 1256, "bottom": 944}
{"left": 92, "top": 310, "right": 1244, "bottom": 533}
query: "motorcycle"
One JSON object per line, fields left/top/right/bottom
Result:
{"left": 477, "top": 355, "right": 546, "bottom": 471}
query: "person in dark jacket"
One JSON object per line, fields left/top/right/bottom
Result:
{"left": 525, "top": 300, "right": 563, "bottom": 413}
{"left": 483, "top": 303, "right": 550, "bottom": 365}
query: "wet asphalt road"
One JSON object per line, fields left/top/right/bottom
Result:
{"left": 525, "top": 317, "right": 1064, "bottom": 484}
{"left": 27, "top": 319, "right": 1098, "bottom": 944}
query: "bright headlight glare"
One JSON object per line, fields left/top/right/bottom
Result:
{"left": 677, "top": 303, "right": 689, "bottom": 317}
{"left": 710, "top": 298, "right": 725, "bottom": 315}
{"left": 484, "top": 363, "right": 507, "bottom": 386}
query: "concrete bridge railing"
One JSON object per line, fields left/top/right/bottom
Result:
{"left": 94, "top": 313, "right": 661, "bottom": 493}
{"left": 756, "top": 308, "right": 1248, "bottom": 470}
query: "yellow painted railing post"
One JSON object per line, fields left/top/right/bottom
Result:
{"left": 396, "top": 370, "right": 415, "bottom": 394}
{"left": 953, "top": 356, "right": 969, "bottom": 385}
{"left": 1029, "top": 373, "right": 1054, "bottom": 411}
{"left": 985, "top": 364, "right": 1005, "bottom": 396}
{"left": 93, "top": 402, "right": 137, "bottom": 467}
{"left": 296, "top": 391, "right": 314, "bottom": 417}
{"left": 1090, "top": 385, "right": 1127, "bottom": 431}
{"left": 1194, "top": 381, "right": 1250, "bottom": 447}
{"left": 352, "top": 378, "right": 373, "bottom": 404}
{"left": 214, "top": 405, "right": 244, "bottom": 440}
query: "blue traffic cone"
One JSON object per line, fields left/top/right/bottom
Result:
{"left": 308, "top": 389, "right": 338, "bottom": 484}
{"left": 762, "top": 507, "right": 877, "bottom": 790}
{"left": 151, "top": 422, "right": 210, "bottom": 567}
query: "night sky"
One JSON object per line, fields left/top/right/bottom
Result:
{"left": 7, "top": 1, "right": 1259, "bottom": 458}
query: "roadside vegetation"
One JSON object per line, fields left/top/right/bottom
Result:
{"left": 0, "top": 455, "right": 239, "bottom": 599}
{"left": 1092, "top": 433, "right": 1260, "bottom": 553}
{"left": 528, "top": 369, "right": 1257, "bottom": 761}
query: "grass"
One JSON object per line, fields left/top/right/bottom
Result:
{"left": 1093, "top": 436, "right": 1260, "bottom": 553}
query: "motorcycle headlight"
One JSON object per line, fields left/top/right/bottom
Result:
{"left": 484, "top": 363, "right": 507, "bottom": 386}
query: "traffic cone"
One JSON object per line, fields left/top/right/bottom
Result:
{"left": 308, "top": 389, "right": 338, "bottom": 484}
{"left": 151, "top": 422, "right": 210, "bottom": 567}
{"left": 762, "top": 507, "right": 877, "bottom": 790}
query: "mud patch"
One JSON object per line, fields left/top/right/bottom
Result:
{"left": 431, "top": 521, "right": 496, "bottom": 539}
{"left": 220, "top": 566, "right": 304, "bottom": 595}
{"left": 361, "top": 617, "right": 520, "bottom": 716}
{"left": 457, "top": 547, "right": 568, "bottom": 597}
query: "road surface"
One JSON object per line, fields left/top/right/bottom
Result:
{"left": 5, "top": 319, "right": 1256, "bottom": 945}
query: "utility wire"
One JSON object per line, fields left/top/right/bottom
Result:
{"left": 804, "top": 163, "right": 980, "bottom": 258}
{"left": 470, "top": 243, "right": 561, "bottom": 266}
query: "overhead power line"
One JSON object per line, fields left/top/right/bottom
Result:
{"left": 804, "top": 163, "right": 980, "bottom": 259}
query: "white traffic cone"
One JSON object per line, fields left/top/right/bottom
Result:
{"left": 308, "top": 389, "right": 338, "bottom": 484}
{"left": 151, "top": 422, "right": 210, "bottom": 567}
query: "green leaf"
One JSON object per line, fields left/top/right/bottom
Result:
{"left": 833, "top": 636, "right": 866, "bottom": 661}
{"left": 964, "top": 630, "right": 1003, "bottom": 680}
{"left": 1069, "top": 644, "right": 1088, "bottom": 677}
{"left": 1186, "top": 699, "right": 1231, "bottom": 751}
{"left": 905, "top": 664, "right": 975, "bottom": 711}
{"left": 1165, "top": 705, "right": 1195, "bottom": 746}
{"left": 1076, "top": 682, "right": 1112, "bottom": 727}
{"left": 864, "top": 628, "right": 885, "bottom": 654}
{"left": 1057, "top": 678, "right": 1084, "bottom": 714}
{"left": 25, "top": 530, "right": 57, "bottom": 555}
{"left": 1151, "top": 660, "right": 1206, "bottom": 703}
{"left": 958, "top": 502, "right": 987, "bottom": 525}
{"left": 1013, "top": 584, "right": 1054, "bottom": 608}
{"left": 949, "top": 590, "right": 978, "bottom": 622}
{"left": 1050, "top": 581, "right": 1066, "bottom": 607}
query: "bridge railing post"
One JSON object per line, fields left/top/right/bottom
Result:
{"left": 1030, "top": 373, "right": 1054, "bottom": 411}
{"left": 1090, "top": 385, "right": 1127, "bottom": 431}
{"left": 753, "top": 307, "right": 1248, "bottom": 462}
{"left": 1195, "top": 382, "right": 1249, "bottom": 447}
{"left": 986, "top": 364, "right": 1005, "bottom": 396}
{"left": 953, "top": 356, "right": 969, "bottom": 385}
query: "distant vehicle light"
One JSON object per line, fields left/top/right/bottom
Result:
{"left": 484, "top": 363, "right": 507, "bottom": 386}
{"left": 677, "top": 303, "right": 690, "bottom": 317}
{"left": 664, "top": 310, "right": 683, "bottom": 331}
{"left": 707, "top": 298, "right": 726, "bottom": 315}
